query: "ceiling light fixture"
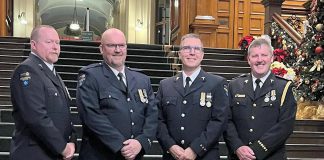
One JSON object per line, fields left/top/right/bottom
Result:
{"left": 70, "top": 0, "right": 80, "bottom": 31}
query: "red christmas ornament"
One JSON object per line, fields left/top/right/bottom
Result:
{"left": 315, "top": 46, "right": 323, "bottom": 54}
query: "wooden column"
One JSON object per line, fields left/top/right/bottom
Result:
{"left": 0, "top": 0, "right": 7, "bottom": 36}
{"left": 190, "top": 23, "right": 218, "bottom": 48}
{"left": 261, "top": 0, "right": 284, "bottom": 35}
{"left": 190, "top": 0, "right": 218, "bottom": 47}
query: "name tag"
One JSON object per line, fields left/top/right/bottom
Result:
{"left": 235, "top": 94, "right": 245, "bottom": 98}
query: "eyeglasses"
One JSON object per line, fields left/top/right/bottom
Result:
{"left": 104, "top": 44, "right": 127, "bottom": 49}
{"left": 180, "top": 46, "right": 203, "bottom": 53}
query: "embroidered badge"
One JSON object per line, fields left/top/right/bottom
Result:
{"left": 78, "top": 74, "right": 86, "bottom": 87}
{"left": 20, "top": 72, "right": 31, "bottom": 87}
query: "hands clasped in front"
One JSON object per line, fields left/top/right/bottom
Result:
{"left": 169, "top": 145, "right": 197, "bottom": 160}
{"left": 62, "top": 142, "right": 75, "bottom": 160}
{"left": 121, "top": 139, "right": 142, "bottom": 160}
{"left": 236, "top": 146, "right": 256, "bottom": 160}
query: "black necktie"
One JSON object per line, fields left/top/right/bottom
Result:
{"left": 118, "top": 72, "right": 127, "bottom": 92}
{"left": 52, "top": 67, "right": 56, "bottom": 76}
{"left": 254, "top": 79, "right": 261, "bottom": 98}
{"left": 184, "top": 77, "right": 191, "bottom": 94}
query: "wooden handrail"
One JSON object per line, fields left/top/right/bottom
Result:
{"left": 272, "top": 13, "right": 303, "bottom": 46}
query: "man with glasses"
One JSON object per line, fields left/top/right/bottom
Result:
{"left": 156, "top": 33, "right": 229, "bottom": 160}
{"left": 76, "top": 28, "right": 158, "bottom": 160}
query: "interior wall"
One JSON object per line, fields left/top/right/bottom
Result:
{"left": 126, "top": 0, "right": 153, "bottom": 44}
{"left": 13, "top": 0, "right": 35, "bottom": 37}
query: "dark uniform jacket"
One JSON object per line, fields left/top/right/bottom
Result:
{"left": 156, "top": 70, "right": 229, "bottom": 160}
{"left": 76, "top": 62, "right": 158, "bottom": 160}
{"left": 224, "top": 73, "right": 297, "bottom": 160}
{"left": 10, "top": 54, "right": 75, "bottom": 160}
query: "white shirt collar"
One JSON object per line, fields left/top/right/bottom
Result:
{"left": 251, "top": 71, "right": 271, "bottom": 89}
{"left": 182, "top": 67, "right": 201, "bottom": 87}
{"left": 106, "top": 63, "right": 126, "bottom": 79}
{"left": 31, "top": 52, "right": 54, "bottom": 71}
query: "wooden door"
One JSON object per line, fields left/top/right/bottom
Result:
{"left": 215, "top": 0, "right": 264, "bottom": 49}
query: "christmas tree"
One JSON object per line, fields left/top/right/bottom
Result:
{"left": 294, "top": 0, "right": 324, "bottom": 102}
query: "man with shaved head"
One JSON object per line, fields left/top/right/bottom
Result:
{"left": 76, "top": 28, "right": 158, "bottom": 160}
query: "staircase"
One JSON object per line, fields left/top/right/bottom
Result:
{"left": 1, "top": 37, "right": 324, "bottom": 159}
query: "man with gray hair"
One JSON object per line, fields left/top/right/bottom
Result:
{"left": 223, "top": 36, "right": 297, "bottom": 160}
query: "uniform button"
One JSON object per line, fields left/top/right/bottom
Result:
{"left": 236, "top": 102, "right": 240, "bottom": 105}
{"left": 180, "top": 127, "right": 184, "bottom": 130}
{"left": 181, "top": 113, "right": 185, "bottom": 117}
{"left": 166, "top": 101, "right": 170, "bottom": 104}
{"left": 127, "top": 98, "right": 131, "bottom": 101}
{"left": 131, "top": 122, "right": 135, "bottom": 126}
{"left": 108, "top": 95, "right": 111, "bottom": 98}
{"left": 54, "top": 93, "right": 58, "bottom": 96}
{"left": 183, "top": 100, "right": 187, "bottom": 104}
{"left": 251, "top": 116, "right": 255, "bottom": 119}
{"left": 130, "top": 109, "right": 133, "bottom": 113}
{"left": 181, "top": 140, "right": 185, "bottom": 144}
{"left": 253, "top": 103, "right": 256, "bottom": 107}
{"left": 249, "top": 142, "right": 252, "bottom": 145}
{"left": 131, "top": 135, "right": 134, "bottom": 138}
{"left": 270, "top": 103, "right": 273, "bottom": 106}
{"left": 249, "top": 129, "right": 253, "bottom": 132}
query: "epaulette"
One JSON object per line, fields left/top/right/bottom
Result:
{"left": 275, "top": 75, "right": 289, "bottom": 81}
{"left": 81, "top": 62, "right": 102, "bottom": 71}
{"left": 128, "top": 67, "right": 145, "bottom": 74}
{"left": 232, "top": 73, "right": 249, "bottom": 80}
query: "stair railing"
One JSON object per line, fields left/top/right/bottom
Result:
{"left": 272, "top": 13, "right": 303, "bottom": 46}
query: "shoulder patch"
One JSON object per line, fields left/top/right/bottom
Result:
{"left": 20, "top": 72, "right": 31, "bottom": 87}
{"left": 81, "top": 63, "right": 102, "bottom": 71}
{"left": 78, "top": 74, "right": 86, "bottom": 87}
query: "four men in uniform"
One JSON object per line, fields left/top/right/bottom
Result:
{"left": 9, "top": 25, "right": 297, "bottom": 160}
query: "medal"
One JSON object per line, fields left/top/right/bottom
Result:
{"left": 264, "top": 93, "right": 270, "bottom": 102}
{"left": 138, "top": 89, "right": 146, "bottom": 103}
{"left": 143, "top": 89, "right": 148, "bottom": 103}
{"left": 200, "top": 92, "right": 206, "bottom": 107}
{"left": 270, "top": 90, "right": 276, "bottom": 101}
{"left": 206, "top": 101, "right": 211, "bottom": 107}
{"left": 265, "top": 97, "right": 270, "bottom": 102}
{"left": 206, "top": 93, "right": 212, "bottom": 108}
